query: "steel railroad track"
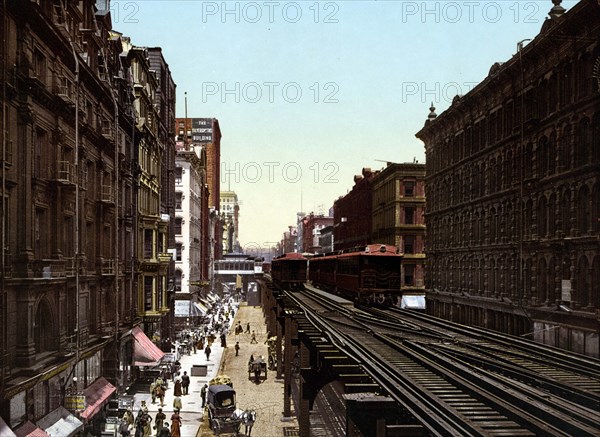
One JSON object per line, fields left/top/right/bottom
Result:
{"left": 287, "top": 288, "right": 600, "bottom": 436}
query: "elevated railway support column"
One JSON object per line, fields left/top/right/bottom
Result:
{"left": 276, "top": 309, "right": 284, "bottom": 379}
{"left": 283, "top": 310, "right": 295, "bottom": 417}
{"left": 344, "top": 394, "right": 423, "bottom": 437}
{"left": 298, "top": 340, "right": 314, "bottom": 437}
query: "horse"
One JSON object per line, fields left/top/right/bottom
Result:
{"left": 240, "top": 410, "right": 256, "bottom": 436}
{"left": 231, "top": 409, "right": 257, "bottom": 436}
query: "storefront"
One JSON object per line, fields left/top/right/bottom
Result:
{"left": 37, "top": 407, "right": 83, "bottom": 437}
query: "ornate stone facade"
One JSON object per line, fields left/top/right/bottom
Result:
{"left": 416, "top": 0, "right": 600, "bottom": 357}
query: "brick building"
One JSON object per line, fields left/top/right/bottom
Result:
{"left": 333, "top": 168, "right": 378, "bottom": 251}
{"left": 0, "top": 0, "right": 176, "bottom": 431}
{"left": 372, "top": 163, "right": 426, "bottom": 293}
{"left": 301, "top": 213, "right": 334, "bottom": 254}
{"left": 416, "top": 0, "right": 600, "bottom": 357}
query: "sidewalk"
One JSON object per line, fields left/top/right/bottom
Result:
{"left": 129, "top": 302, "right": 298, "bottom": 437}
{"left": 130, "top": 320, "right": 229, "bottom": 436}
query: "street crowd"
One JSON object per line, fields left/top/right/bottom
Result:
{"left": 117, "top": 301, "right": 239, "bottom": 437}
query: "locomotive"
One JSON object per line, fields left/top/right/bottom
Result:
{"left": 272, "top": 244, "right": 403, "bottom": 306}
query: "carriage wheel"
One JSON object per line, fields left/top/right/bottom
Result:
{"left": 211, "top": 419, "right": 221, "bottom": 435}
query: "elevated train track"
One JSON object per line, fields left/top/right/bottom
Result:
{"left": 283, "top": 284, "right": 600, "bottom": 436}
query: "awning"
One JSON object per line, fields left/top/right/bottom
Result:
{"left": 80, "top": 377, "right": 117, "bottom": 421}
{"left": 0, "top": 416, "right": 17, "bottom": 437}
{"left": 132, "top": 326, "right": 165, "bottom": 366}
{"left": 174, "top": 300, "right": 207, "bottom": 317}
{"left": 193, "top": 302, "right": 208, "bottom": 315}
{"left": 401, "top": 295, "right": 426, "bottom": 310}
{"left": 13, "top": 421, "right": 48, "bottom": 437}
{"left": 37, "top": 407, "right": 83, "bottom": 437}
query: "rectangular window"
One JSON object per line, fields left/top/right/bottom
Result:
{"left": 405, "top": 207, "right": 415, "bottom": 225}
{"left": 175, "top": 243, "right": 182, "bottom": 261}
{"left": 175, "top": 192, "right": 182, "bottom": 210}
{"left": 144, "top": 276, "right": 153, "bottom": 311}
{"left": 174, "top": 218, "right": 182, "bottom": 235}
{"left": 144, "top": 229, "right": 153, "bottom": 259}
{"left": 404, "top": 235, "right": 415, "bottom": 254}
{"left": 33, "top": 49, "right": 47, "bottom": 84}
{"left": 404, "top": 181, "right": 415, "bottom": 197}
{"left": 175, "top": 167, "right": 182, "bottom": 184}
{"left": 404, "top": 264, "right": 415, "bottom": 286}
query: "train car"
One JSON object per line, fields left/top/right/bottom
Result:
{"left": 309, "top": 244, "right": 402, "bottom": 305}
{"left": 271, "top": 252, "right": 308, "bottom": 290}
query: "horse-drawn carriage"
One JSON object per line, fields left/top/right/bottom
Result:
{"left": 206, "top": 384, "right": 241, "bottom": 435}
{"left": 247, "top": 356, "right": 267, "bottom": 383}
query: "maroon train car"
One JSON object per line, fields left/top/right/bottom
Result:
{"left": 309, "top": 244, "right": 402, "bottom": 305}
{"left": 271, "top": 252, "right": 308, "bottom": 290}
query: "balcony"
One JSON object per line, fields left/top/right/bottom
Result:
{"left": 32, "top": 259, "right": 66, "bottom": 279}
{"left": 54, "top": 161, "right": 76, "bottom": 185}
{"left": 101, "top": 259, "right": 115, "bottom": 275}
{"left": 100, "top": 184, "right": 114, "bottom": 204}
{"left": 64, "top": 257, "right": 76, "bottom": 277}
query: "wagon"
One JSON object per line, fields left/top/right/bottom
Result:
{"left": 206, "top": 384, "right": 241, "bottom": 435}
{"left": 248, "top": 356, "right": 267, "bottom": 382}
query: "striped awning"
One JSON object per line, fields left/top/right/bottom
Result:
{"left": 132, "top": 326, "right": 165, "bottom": 366}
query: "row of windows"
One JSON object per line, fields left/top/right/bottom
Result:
{"left": 428, "top": 51, "right": 597, "bottom": 173}
{"left": 428, "top": 116, "right": 600, "bottom": 212}
{"left": 428, "top": 182, "right": 600, "bottom": 250}
{"left": 428, "top": 254, "right": 600, "bottom": 310}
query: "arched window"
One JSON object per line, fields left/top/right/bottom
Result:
{"left": 537, "top": 136, "right": 548, "bottom": 177}
{"left": 34, "top": 298, "right": 56, "bottom": 353}
{"left": 559, "top": 124, "right": 572, "bottom": 171}
{"left": 576, "top": 118, "right": 591, "bottom": 167}
{"left": 537, "top": 195, "right": 548, "bottom": 238}
{"left": 577, "top": 185, "right": 590, "bottom": 235}
{"left": 577, "top": 256, "right": 590, "bottom": 308}
{"left": 560, "top": 188, "right": 571, "bottom": 236}
{"left": 548, "top": 193, "right": 557, "bottom": 237}
{"left": 548, "top": 131, "right": 557, "bottom": 175}
{"left": 524, "top": 142, "right": 533, "bottom": 179}
{"left": 537, "top": 258, "right": 548, "bottom": 304}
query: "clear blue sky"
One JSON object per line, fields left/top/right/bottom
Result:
{"left": 114, "top": 0, "right": 578, "bottom": 251}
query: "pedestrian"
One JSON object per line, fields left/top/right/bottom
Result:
{"left": 142, "top": 413, "right": 152, "bottom": 437}
{"left": 204, "top": 344, "right": 211, "bottom": 360}
{"left": 123, "top": 408, "right": 135, "bottom": 428}
{"left": 170, "top": 410, "right": 182, "bottom": 437}
{"left": 235, "top": 341, "right": 240, "bottom": 356}
{"left": 158, "top": 422, "right": 171, "bottom": 437}
{"left": 250, "top": 331, "right": 257, "bottom": 344}
{"left": 119, "top": 418, "right": 132, "bottom": 437}
{"left": 173, "top": 395, "right": 182, "bottom": 412}
{"left": 181, "top": 371, "right": 190, "bottom": 395}
{"left": 156, "top": 384, "right": 165, "bottom": 407}
{"left": 150, "top": 381, "right": 157, "bottom": 404}
{"left": 245, "top": 322, "right": 250, "bottom": 333}
{"left": 200, "top": 383, "right": 208, "bottom": 408}
{"left": 173, "top": 378, "right": 182, "bottom": 397}
{"left": 139, "top": 400, "right": 149, "bottom": 415}
{"left": 220, "top": 332, "right": 227, "bottom": 348}
{"left": 154, "top": 408, "right": 166, "bottom": 436}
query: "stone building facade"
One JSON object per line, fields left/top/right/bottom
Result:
{"left": 372, "top": 163, "right": 426, "bottom": 293}
{"left": 416, "top": 0, "right": 600, "bottom": 357}
{"left": 0, "top": 0, "right": 176, "bottom": 430}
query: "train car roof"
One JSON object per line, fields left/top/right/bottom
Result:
{"left": 274, "top": 252, "right": 307, "bottom": 261}
{"left": 311, "top": 244, "right": 401, "bottom": 259}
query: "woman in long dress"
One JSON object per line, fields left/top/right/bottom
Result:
{"left": 170, "top": 411, "right": 182, "bottom": 437}
{"left": 173, "top": 379, "right": 183, "bottom": 397}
